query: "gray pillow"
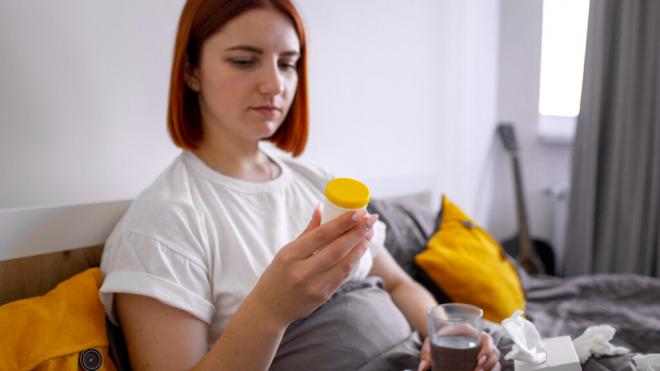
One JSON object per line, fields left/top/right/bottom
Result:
{"left": 367, "top": 199, "right": 435, "bottom": 275}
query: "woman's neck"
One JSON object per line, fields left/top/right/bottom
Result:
{"left": 192, "top": 131, "right": 278, "bottom": 182}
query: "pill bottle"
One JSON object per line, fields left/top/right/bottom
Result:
{"left": 321, "top": 178, "right": 370, "bottom": 224}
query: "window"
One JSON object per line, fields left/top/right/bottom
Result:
{"left": 537, "top": 0, "right": 590, "bottom": 144}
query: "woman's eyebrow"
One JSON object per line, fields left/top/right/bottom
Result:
{"left": 225, "top": 45, "right": 300, "bottom": 57}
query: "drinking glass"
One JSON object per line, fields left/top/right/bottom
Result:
{"left": 427, "top": 303, "right": 483, "bottom": 371}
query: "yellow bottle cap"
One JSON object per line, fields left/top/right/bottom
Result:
{"left": 324, "top": 178, "right": 370, "bottom": 209}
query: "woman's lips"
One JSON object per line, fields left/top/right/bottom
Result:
{"left": 251, "top": 106, "right": 281, "bottom": 118}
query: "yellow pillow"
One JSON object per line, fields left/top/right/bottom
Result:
{"left": 0, "top": 267, "right": 117, "bottom": 371}
{"left": 415, "top": 196, "right": 525, "bottom": 322}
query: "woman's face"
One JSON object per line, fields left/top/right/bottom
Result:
{"left": 190, "top": 7, "right": 300, "bottom": 144}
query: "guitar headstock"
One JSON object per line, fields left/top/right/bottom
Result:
{"left": 497, "top": 123, "right": 520, "bottom": 154}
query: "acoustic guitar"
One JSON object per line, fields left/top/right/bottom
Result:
{"left": 497, "top": 123, "right": 555, "bottom": 275}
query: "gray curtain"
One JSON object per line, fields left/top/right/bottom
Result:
{"left": 564, "top": 0, "right": 660, "bottom": 277}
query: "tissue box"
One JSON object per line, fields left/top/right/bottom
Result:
{"left": 514, "top": 336, "right": 581, "bottom": 371}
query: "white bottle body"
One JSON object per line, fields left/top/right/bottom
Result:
{"left": 319, "top": 198, "right": 371, "bottom": 281}
{"left": 320, "top": 198, "right": 365, "bottom": 224}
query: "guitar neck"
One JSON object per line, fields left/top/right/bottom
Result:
{"left": 510, "top": 155, "right": 533, "bottom": 259}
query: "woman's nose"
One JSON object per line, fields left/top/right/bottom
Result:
{"left": 258, "top": 62, "right": 285, "bottom": 96}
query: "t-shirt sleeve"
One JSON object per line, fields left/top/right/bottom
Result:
{"left": 99, "top": 229, "right": 214, "bottom": 325}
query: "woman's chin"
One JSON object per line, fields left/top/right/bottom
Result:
{"left": 252, "top": 121, "right": 282, "bottom": 139}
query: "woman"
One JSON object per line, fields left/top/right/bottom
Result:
{"left": 99, "top": 1, "right": 501, "bottom": 370}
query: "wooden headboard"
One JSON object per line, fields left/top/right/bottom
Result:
{"left": 0, "top": 200, "right": 130, "bottom": 305}
{"left": 0, "top": 173, "right": 440, "bottom": 306}
{"left": 0, "top": 245, "right": 103, "bottom": 305}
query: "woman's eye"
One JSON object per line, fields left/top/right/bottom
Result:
{"left": 279, "top": 61, "right": 298, "bottom": 70}
{"left": 230, "top": 59, "right": 255, "bottom": 68}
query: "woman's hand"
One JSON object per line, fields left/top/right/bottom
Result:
{"left": 250, "top": 205, "right": 378, "bottom": 327}
{"left": 474, "top": 333, "right": 501, "bottom": 371}
{"left": 418, "top": 332, "right": 501, "bottom": 371}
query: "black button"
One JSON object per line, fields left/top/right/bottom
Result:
{"left": 79, "top": 348, "right": 103, "bottom": 371}
{"left": 462, "top": 220, "right": 474, "bottom": 229}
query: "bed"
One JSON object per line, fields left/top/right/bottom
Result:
{"left": 1, "top": 176, "right": 658, "bottom": 371}
{"left": 366, "top": 197, "right": 660, "bottom": 371}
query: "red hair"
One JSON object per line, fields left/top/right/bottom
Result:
{"left": 167, "top": 0, "right": 309, "bottom": 156}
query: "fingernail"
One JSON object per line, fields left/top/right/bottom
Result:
{"left": 365, "top": 213, "right": 379, "bottom": 228}
{"left": 352, "top": 211, "right": 366, "bottom": 222}
{"left": 418, "top": 360, "right": 429, "bottom": 371}
{"left": 479, "top": 355, "right": 486, "bottom": 365}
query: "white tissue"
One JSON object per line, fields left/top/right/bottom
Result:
{"left": 572, "top": 325, "right": 630, "bottom": 363}
{"left": 633, "top": 354, "right": 660, "bottom": 371}
{"left": 502, "top": 310, "right": 547, "bottom": 364}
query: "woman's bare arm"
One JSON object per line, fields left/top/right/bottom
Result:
{"left": 115, "top": 208, "right": 377, "bottom": 371}
{"left": 116, "top": 292, "right": 288, "bottom": 371}
{"left": 369, "top": 250, "right": 501, "bottom": 371}
{"left": 369, "top": 249, "right": 436, "bottom": 337}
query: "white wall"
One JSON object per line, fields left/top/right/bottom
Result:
{"left": 490, "top": 0, "right": 573, "bottom": 246}
{"left": 0, "top": 1, "right": 184, "bottom": 209}
{"left": 0, "top": 1, "right": 500, "bottom": 227}
{"left": 295, "top": 0, "right": 500, "bottom": 221}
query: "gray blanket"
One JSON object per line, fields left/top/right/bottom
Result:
{"left": 494, "top": 273, "right": 660, "bottom": 371}
{"left": 525, "top": 274, "right": 660, "bottom": 349}
{"left": 271, "top": 277, "right": 422, "bottom": 371}
{"left": 270, "top": 274, "right": 660, "bottom": 371}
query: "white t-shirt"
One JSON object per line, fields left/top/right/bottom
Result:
{"left": 99, "top": 151, "right": 386, "bottom": 348}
